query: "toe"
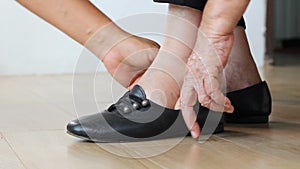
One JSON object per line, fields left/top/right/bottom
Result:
{"left": 66, "top": 119, "right": 88, "bottom": 138}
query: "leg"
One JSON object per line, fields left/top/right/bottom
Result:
{"left": 225, "top": 27, "right": 261, "bottom": 92}
{"left": 16, "top": 0, "right": 159, "bottom": 88}
{"left": 136, "top": 5, "right": 262, "bottom": 109}
{"left": 137, "top": 5, "right": 202, "bottom": 108}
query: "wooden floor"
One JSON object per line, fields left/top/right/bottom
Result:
{"left": 0, "top": 66, "right": 299, "bottom": 169}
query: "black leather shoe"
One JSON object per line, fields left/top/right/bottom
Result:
{"left": 225, "top": 81, "right": 272, "bottom": 123}
{"left": 67, "top": 85, "right": 224, "bottom": 142}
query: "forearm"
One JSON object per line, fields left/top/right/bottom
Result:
{"left": 16, "top": 0, "right": 115, "bottom": 44}
{"left": 200, "top": 0, "right": 250, "bottom": 35}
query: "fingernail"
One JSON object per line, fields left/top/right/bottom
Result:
{"left": 191, "top": 131, "right": 197, "bottom": 138}
{"left": 229, "top": 106, "right": 234, "bottom": 113}
{"left": 225, "top": 101, "right": 231, "bottom": 107}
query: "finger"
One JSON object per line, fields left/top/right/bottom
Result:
{"left": 202, "top": 76, "right": 235, "bottom": 112}
{"left": 210, "top": 90, "right": 234, "bottom": 113}
{"left": 203, "top": 76, "right": 224, "bottom": 104}
{"left": 188, "top": 61, "right": 212, "bottom": 108}
{"left": 211, "top": 89, "right": 228, "bottom": 108}
{"left": 181, "top": 73, "right": 198, "bottom": 132}
{"left": 181, "top": 73, "right": 198, "bottom": 106}
{"left": 201, "top": 101, "right": 226, "bottom": 113}
{"left": 190, "top": 122, "right": 201, "bottom": 138}
{"left": 196, "top": 76, "right": 211, "bottom": 107}
{"left": 224, "top": 97, "right": 234, "bottom": 113}
{"left": 201, "top": 96, "right": 234, "bottom": 113}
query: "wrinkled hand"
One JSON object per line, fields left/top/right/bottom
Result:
{"left": 180, "top": 31, "right": 234, "bottom": 138}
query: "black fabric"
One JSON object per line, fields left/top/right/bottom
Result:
{"left": 154, "top": 0, "right": 207, "bottom": 11}
{"left": 154, "top": 0, "right": 246, "bottom": 29}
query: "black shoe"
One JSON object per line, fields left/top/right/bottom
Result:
{"left": 225, "top": 81, "right": 272, "bottom": 123}
{"left": 67, "top": 85, "right": 224, "bottom": 142}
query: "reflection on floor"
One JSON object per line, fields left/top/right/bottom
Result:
{"left": 0, "top": 66, "right": 299, "bottom": 169}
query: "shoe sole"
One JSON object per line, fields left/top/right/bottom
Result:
{"left": 66, "top": 121, "right": 224, "bottom": 143}
{"left": 225, "top": 115, "right": 269, "bottom": 124}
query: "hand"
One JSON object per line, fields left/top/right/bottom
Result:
{"left": 85, "top": 25, "right": 160, "bottom": 89}
{"left": 102, "top": 35, "right": 160, "bottom": 89}
{"left": 180, "top": 31, "right": 234, "bottom": 138}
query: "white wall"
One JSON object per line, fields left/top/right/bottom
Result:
{"left": 0, "top": 1, "right": 83, "bottom": 75}
{"left": 244, "top": 0, "right": 267, "bottom": 67}
{"left": 0, "top": 0, "right": 265, "bottom": 75}
{"left": 0, "top": 0, "right": 167, "bottom": 75}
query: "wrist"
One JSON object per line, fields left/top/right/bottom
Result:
{"left": 85, "top": 23, "right": 131, "bottom": 60}
{"left": 199, "top": 19, "right": 234, "bottom": 38}
{"left": 200, "top": 0, "right": 249, "bottom": 36}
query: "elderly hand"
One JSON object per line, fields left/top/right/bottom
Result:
{"left": 180, "top": 31, "right": 235, "bottom": 138}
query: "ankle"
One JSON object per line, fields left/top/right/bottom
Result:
{"left": 226, "top": 80, "right": 262, "bottom": 93}
{"left": 225, "top": 68, "right": 262, "bottom": 92}
{"left": 138, "top": 70, "right": 180, "bottom": 108}
{"left": 225, "top": 55, "right": 262, "bottom": 92}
